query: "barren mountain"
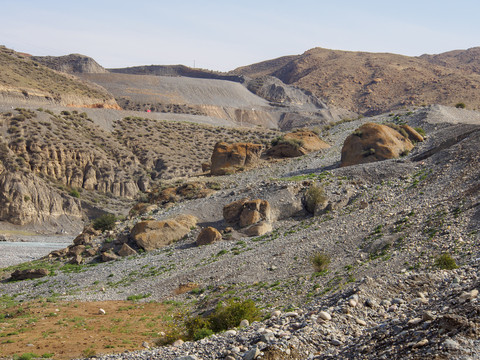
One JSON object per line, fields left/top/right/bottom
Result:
{"left": 231, "top": 47, "right": 480, "bottom": 115}
{"left": 0, "top": 46, "right": 118, "bottom": 109}
{"left": 420, "top": 46, "right": 480, "bottom": 74}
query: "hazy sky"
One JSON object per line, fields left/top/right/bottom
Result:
{"left": 1, "top": 0, "right": 479, "bottom": 71}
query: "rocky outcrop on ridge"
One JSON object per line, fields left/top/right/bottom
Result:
{"left": 32, "top": 53, "right": 108, "bottom": 74}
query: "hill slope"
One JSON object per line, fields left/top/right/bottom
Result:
{"left": 0, "top": 46, "right": 118, "bottom": 108}
{"left": 1, "top": 105, "right": 479, "bottom": 359}
{"left": 231, "top": 47, "right": 480, "bottom": 115}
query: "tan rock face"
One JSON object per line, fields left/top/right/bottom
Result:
{"left": 210, "top": 142, "right": 263, "bottom": 175}
{"left": 243, "top": 221, "right": 273, "bottom": 237}
{"left": 267, "top": 131, "right": 330, "bottom": 158}
{"left": 223, "top": 199, "right": 272, "bottom": 236}
{"left": 196, "top": 227, "right": 222, "bottom": 246}
{"left": 0, "top": 171, "right": 82, "bottom": 226}
{"left": 341, "top": 123, "right": 417, "bottom": 167}
{"left": 223, "top": 199, "right": 271, "bottom": 227}
{"left": 131, "top": 214, "right": 197, "bottom": 251}
{"left": 118, "top": 243, "right": 137, "bottom": 257}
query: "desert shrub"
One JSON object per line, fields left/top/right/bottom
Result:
{"left": 92, "top": 213, "right": 117, "bottom": 232}
{"left": 271, "top": 136, "right": 304, "bottom": 149}
{"left": 209, "top": 299, "right": 261, "bottom": 332}
{"left": 69, "top": 188, "right": 80, "bottom": 198}
{"left": 185, "top": 299, "right": 261, "bottom": 340}
{"left": 435, "top": 253, "right": 458, "bottom": 270}
{"left": 305, "top": 183, "right": 326, "bottom": 214}
{"left": 310, "top": 252, "right": 331, "bottom": 272}
{"left": 455, "top": 102, "right": 466, "bottom": 109}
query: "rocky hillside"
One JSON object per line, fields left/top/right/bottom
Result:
{"left": 32, "top": 53, "right": 108, "bottom": 74}
{"left": 1, "top": 105, "right": 479, "bottom": 359}
{"left": 80, "top": 72, "right": 351, "bottom": 130}
{"left": 0, "top": 105, "right": 280, "bottom": 232}
{"left": 420, "top": 46, "right": 480, "bottom": 74}
{"left": 0, "top": 46, "right": 118, "bottom": 109}
{"left": 231, "top": 47, "right": 480, "bottom": 115}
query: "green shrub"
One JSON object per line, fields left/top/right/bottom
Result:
{"left": 305, "top": 183, "right": 327, "bottom": 214}
{"left": 92, "top": 213, "right": 117, "bottom": 232}
{"left": 209, "top": 299, "right": 261, "bottom": 332}
{"left": 310, "top": 252, "right": 331, "bottom": 272}
{"left": 69, "top": 188, "right": 80, "bottom": 198}
{"left": 435, "top": 253, "right": 458, "bottom": 270}
{"left": 455, "top": 102, "right": 466, "bottom": 109}
{"left": 185, "top": 299, "right": 261, "bottom": 340}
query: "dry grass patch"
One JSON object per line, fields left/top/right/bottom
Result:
{"left": 0, "top": 299, "right": 178, "bottom": 359}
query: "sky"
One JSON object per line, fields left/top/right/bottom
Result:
{"left": 1, "top": 0, "right": 479, "bottom": 72}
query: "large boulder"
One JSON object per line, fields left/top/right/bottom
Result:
{"left": 340, "top": 123, "right": 422, "bottom": 167}
{"left": 223, "top": 199, "right": 271, "bottom": 227}
{"left": 210, "top": 142, "right": 263, "bottom": 175}
{"left": 266, "top": 131, "right": 330, "bottom": 158}
{"left": 223, "top": 199, "right": 272, "bottom": 236}
{"left": 196, "top": 227, "right": 222, "bottom": 246}
{"left": 10, "top": 268, "right": 49, "bottom": 281}
{"left": 131, "top": 214, "right": 197, "bottom": 251}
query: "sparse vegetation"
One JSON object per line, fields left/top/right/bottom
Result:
{"left": 434, "top": 253, "right": 458, "bottom": 270}
{"left": 455, "top": 102, "right": 466, "bottom": 109}
{"left": 92, "top": 213, "right": 117, "bottom": 232}
{"left": 305, "top": 182, "right": 327, "bottom": 214}
{"left": 310, "top": 252, "right": 331, "bottom": 272}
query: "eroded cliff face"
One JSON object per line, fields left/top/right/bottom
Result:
{"left": 0, "top": 170, "right": 82, "bottom": 226}
{"left": 0, "top": 107, "right": 280, "bottom": 229}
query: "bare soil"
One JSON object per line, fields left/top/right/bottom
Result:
{"left": 0, "top": 299, "right": 175, "bottom": 359}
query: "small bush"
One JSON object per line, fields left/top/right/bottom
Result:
{"left": 455, "top": 102, "right": 466, "bottom": 109}
{"left": 310, "top": 252, "right": 331, "bottom": 272}
{"left": 209, "top": 299, "right": 261, "bottom": 332}
{"left": 92, "top": 213, "right": 117, "bottom": 232}
{"left": 69, "top": 188, "right": 80, "bottom": 198}
{"left": 435, "top": 253, "right": 458, "bottom": 270}
{"left": 305, "top": 183, "right": 327, "bottom": 214}
{"left": 185, "top": 299, "right": 261, "bottom": 340}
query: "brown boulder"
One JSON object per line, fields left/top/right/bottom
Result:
{"left": 243, "top": 221, "right": 273, "bottom": 237}
{"left": 101, "top": 251, "right": 118, "bottom": 262}
{"left": 341, "top": 123, "right": 415, "bottom": 167}
{"left": 67, "top": 245, "right": 86, "bottom": 257}
{"left": 210, "top": 142, "right": 263, "bottom": 175}
{"left": 196, "top": 227, "right": 222, "bottom": 246}
{"left": 73, "top": 226, "right": 101, "bottom": 246}
{"left": 10, "top": 268, "right": 49, "bottom": 281}
{"left": 267, "top": 131, "right": 330, "bottom": 158}
{"left": 69, "top": 254, "right": 83, "bottom": 265}
{"left": 223, "top": 199, "right": 271, "bottom": 227}
{"left": 131, "top": 214, "right": 197, "bottom": 251}
{"left": 118, "top": 243, "right": 137, "bottom": 257}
